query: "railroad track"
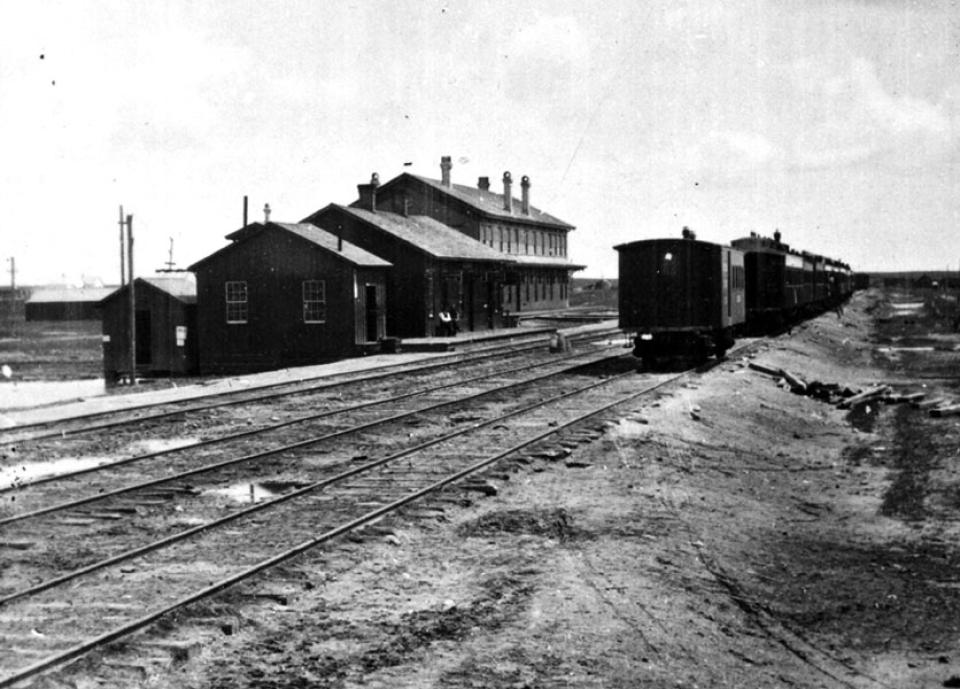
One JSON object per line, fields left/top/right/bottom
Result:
{"left": 0, "top": 337, "right": 623, "bottom": 508}
{"left": 0, "top": 345, "right": 624, "bottom": 541}
{"left": 0, "top": 328, "right": 621, "bottom": 444}
{"left": 0, "top": 336, "right": 744, "bottom": 688}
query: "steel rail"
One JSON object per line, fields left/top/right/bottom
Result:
{"left": 0, "top": 360, "right": 688, "bottom": 689}
{"left": 0, "top": 360, "right": 642, "bottom": 608}
{"left": 0, "top": 348, "right": 625, "bottom": 526}
{"left": 0, "top": 357, "right": 675, "bottom": 689}
{"left": 0, "top": 340, "right": 616, "bottom": 496}
{"left": 2, "top": 329, "right": 616, "bottom": 442}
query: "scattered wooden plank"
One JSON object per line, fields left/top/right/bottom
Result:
{"left": 782, "top": 370, "right": 808, "bottom": 394}
{"left": 837, "top": 385, "right": 891, "bottom": 409}
{"left": 748, "top": 362, "right": 783, "bottom": 377}
{"left": 931, "top": 404, "right": 960, "bottom": 418}
{"left": 915, "top": 397, "right": 949, "bottom": 409}
{"left": 883, "top": 392, "right": 926, "bottom": 404}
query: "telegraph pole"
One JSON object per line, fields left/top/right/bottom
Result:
{"left": 126, "top": 214, "right": 136, "bottom": 385}
{"left": 118, "top": 206, "right": 126, "bottom": 287}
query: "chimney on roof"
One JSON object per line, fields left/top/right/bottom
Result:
{"left": 773, "top": 229, "right": 782, "bottom": 244}
{"left": 478, "top": 176, "right": 490, "bottom": 193}
{"left": 520, "top": 175, "right": 531, "bottom": 215}
{"left": 357, "top": 172, "right": 380, "bottom": 212}
{"left": 440, "top": 155, "right": 452, "bottom": 187}
{"left": 243, "top": 195, "right": 248, "bottom": 227}
{"left": 263, "top": 203, "right": 271, "bottom": 223}
{"left": 502, "top": 172, "right": 513, "bottom": 213}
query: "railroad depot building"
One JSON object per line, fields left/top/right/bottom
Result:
{"left": 335, "top": 157, "right": 584, "bottom": 317}
{"left": 188, "top": 221, "right": 391, "bottom": 374}
{"left": 301, "top": 202, "right": 510, "bottom": 338}
{"left": 99, "top": 274, "right": 198, "bottom": 381}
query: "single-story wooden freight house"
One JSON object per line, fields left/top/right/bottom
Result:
{"left": 99, "top": 274, "right": 198, "bottom": 381}
{"left": 25, "top": 286, "right": 116, "bottom": 321}
{"left": 301, "top": 202, "right": 511, "bottom": 338}
{"left": 188, "top": 221, "right": 391, "bottom": 374}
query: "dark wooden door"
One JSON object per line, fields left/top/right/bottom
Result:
{"left": 365, "top": 284, "right": 379, "bottom": 342}
{"left": 135, "top": 310, "right": 152, "bottom": 365}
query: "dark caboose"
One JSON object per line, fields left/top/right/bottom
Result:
{"left": 615, "top": 230, "right": 746, "bottom": 365}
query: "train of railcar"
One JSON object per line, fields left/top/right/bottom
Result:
{"left": 615, "top": 228, "right": 853, "bottom": 365}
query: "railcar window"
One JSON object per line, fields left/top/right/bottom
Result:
{"left": 303, "top": 280, "right": 327, "bottom": 323}
{"left": 660, "top": 252, "right": 676, "bottom": 276}
{"left": 225, "top": 281, "right": 248, "bottom": 324}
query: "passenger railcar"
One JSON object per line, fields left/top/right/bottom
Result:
{"left": 731, "top": 231, "right": 853, "bottom": 324}
{"left": 615, "top": 229, "right": 746, "bottom": 364}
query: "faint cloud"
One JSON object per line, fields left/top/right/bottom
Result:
{"left": 789, "top": 57, "right": 956, "bottom": 170}
{"left": 681, "top": 130, "right": 783, "bottom": 181}
{"left": 503, "top": 15, "right": 589, "bottom": 105}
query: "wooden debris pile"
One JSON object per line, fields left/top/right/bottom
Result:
{"left": 746, "top": 362, "right": 959, "bottom": 417}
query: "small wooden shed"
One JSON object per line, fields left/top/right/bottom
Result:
{"left": 100, "top": 274, "right": 198, "bottom": 381}
{"left": 189, "top": 222, "right": 392, "bottom": 374}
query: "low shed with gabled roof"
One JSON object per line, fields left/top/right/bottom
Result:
{"left": 302, "top": 203, "right": 510, "bottom": 338}
{"left": 100, "top": 273, "right": 198, "bottom": 381}
{"left": 188, "top": 221, "right": 391, "bottom": 374}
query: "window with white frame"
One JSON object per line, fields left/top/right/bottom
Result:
{"left": 303, "top": 280, "right": 326, "bottom": 323}
{"left": 225, "top": 281, "right": 248, "bottom": 323}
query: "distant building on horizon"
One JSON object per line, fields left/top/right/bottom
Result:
{"left": 25, "top": 285, "right": 117, "bottom": 321}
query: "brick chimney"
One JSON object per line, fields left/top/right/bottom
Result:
{"left": 440, "top": 156, "right": 452, "bottom": 187}
{"left": 502, "top": 172, "right": 513, "bottom": 213}
{"left": 356, "top": 172, "right": 380, "bottom": 212}
{"left": 478, "top": 176, "right": 490, "bottom": 192}
{"left": 520, "top": 175, "right": 530, "bottom": 215}
{"left": 263, "top": 203, "right": 271, "bottom": 223}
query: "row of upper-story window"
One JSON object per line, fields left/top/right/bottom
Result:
{"left": 224, "top": 280, "right": 326, "bottom": 324}
{"left": 503, "top": 278, "right": 568, "bottom": 305}
{"left": 480, "top": 224, "right": 567, "bottom": 257}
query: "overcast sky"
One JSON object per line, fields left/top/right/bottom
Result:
{"left": 2, "top": 0, "right": 958, "bottom": 284}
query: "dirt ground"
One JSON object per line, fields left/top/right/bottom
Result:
{"left": 85, "top": 289, "right": 960, "bottom": 688}
{"left": 0, "top": 320, "right": 102, "bottom": 381}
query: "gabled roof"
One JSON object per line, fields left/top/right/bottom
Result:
{"left": 189, "top": 221, "right": 392, "bottom": 270}
{"left": 308, "top": 205, "right": 511, "bottom": 263}
{"left": 380, "top": 173, "right": 574, "bottom": 229}
{"left": 99, "top": 274, "right": 198, "bottom": 305}
{"left": 27, "top": 286, "right": 116, "bottom": 304}
{"left": 142, "top": 274, "right": 197, "bottom": 303}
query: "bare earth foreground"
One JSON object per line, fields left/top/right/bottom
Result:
{"left": 56, "top": 290, "right": 960, "bottom": 688}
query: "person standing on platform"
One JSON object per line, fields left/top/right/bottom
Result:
{"left": 438, "top": 307, "right": 453, "bottom": 336}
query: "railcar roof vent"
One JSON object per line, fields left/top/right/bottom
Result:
{"left": 681, "top": 226, "right": 696, "bottom": 240}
